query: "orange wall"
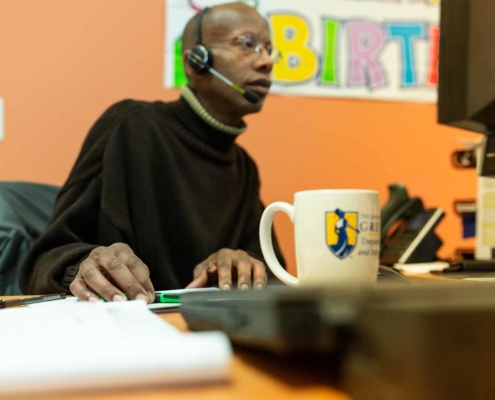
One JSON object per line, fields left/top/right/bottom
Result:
{"left": 0, "top": 0, "right": 479, "bottom": 274}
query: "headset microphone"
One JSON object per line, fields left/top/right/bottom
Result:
{"left": 243, "top": 90, "right": 261, "bottom": 104}
{"left": 209, "top": 68, "right": 260, "bottom": 104}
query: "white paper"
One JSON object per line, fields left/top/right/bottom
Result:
{"left": 0, "top": 300, "right": 231, "bottom": 395}
{"left": 147, "top": 302, "right": 180, "bottom": 311}
{"left": 27, "top": 290, "right": 220, "bottom": 312}
{"left": 28, "top": 297, "right": 180, "bottom": 312}
{"left": 394, "top": 261, "right": 449, "bottom": 274}
{"left": 156, "top": 287, "right": 220, "bottom": 295}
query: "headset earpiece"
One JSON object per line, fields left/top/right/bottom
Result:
{"left": 187, "top": 44, "right": 214, "bottom": 74}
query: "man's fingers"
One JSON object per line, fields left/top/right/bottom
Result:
{"left": 186, "top": 271, "right": 209, "bottom": 288}
{"left": 235, "top": 256, "right": 253, "bottom": 290}
{"left": 186, "top": 261, "right": 211, "bottom": 289}
{"left": 252, "top": 259, "right": 268, "bottom": 290}
{"left": 216, "top": 250, "right": 233, "bottom": 290}
{"left": 187, "top": 251, "right": 265, "bottom": 291}
{"left": 112, "top": 244, "right": 155, "bottom": 303}
{"left": 79, "top": 258, "right": 126, "bottom": 302}
{"left": 70, "top": 276, "right": 99, "bottom": 302}
{"left": 96, "top": 253, "right": 149, "bottom": 302}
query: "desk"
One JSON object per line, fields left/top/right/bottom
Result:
{"left": 0, "top": 296, "right": 350, "bottom": 400}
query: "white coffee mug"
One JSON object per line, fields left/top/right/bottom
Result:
{"left": 260, "top": 190, "right": 380, "bottom": 287}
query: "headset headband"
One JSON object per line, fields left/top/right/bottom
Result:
{"left": 195, "top": 6, "right": 211, "bottom": 45}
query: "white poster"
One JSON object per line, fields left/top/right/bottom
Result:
{"left": 164, "top": 0, "right": 440, "bottom": 103}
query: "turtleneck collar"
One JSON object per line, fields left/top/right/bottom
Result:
{"left": 166, "top": 96, "right": 243, "bottom": 161}
{"left": 180, "top": 85, "right": 247, "bottom": 136}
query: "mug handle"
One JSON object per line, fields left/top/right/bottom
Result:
{"left": 259, "top": 202, "right": 299, "bottom": 287}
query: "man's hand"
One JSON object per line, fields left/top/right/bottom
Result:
{"left": 186, "top": 249, "right": 267, "bottom": 290}
{"left": 70, "top": 243, "right": 155, "bottom": 303}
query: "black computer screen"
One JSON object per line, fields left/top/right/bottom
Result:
{"left": 438, "top": 0, "right": 495, "bottom": 135}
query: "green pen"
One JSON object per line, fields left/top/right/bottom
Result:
{"left": 98, "top": 292, "right": 184, "bottom": 303}
{"left": 155, "top": 293, "right": 181, "bottom": 304}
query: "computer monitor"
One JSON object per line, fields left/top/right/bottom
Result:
{"left": 438, "top": 0, "right": 495, "bottom": 176}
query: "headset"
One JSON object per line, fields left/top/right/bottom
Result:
{"left": 187, "top": 7, "right": 214, "bottom": 74}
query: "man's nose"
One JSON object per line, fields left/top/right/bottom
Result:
{"left": 253, "top": 48, "right": 274, "bottom": 73}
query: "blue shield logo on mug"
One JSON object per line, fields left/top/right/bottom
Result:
{"left": 326, "top": 209, "right": 360, "bottom": 259}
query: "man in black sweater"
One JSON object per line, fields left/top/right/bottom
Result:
{"left": 19, "top": 3, "right": 285, "bottom": 302}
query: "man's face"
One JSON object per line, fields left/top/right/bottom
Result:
{"left": 188, "top": 9, "right": 275, "bottom": 117}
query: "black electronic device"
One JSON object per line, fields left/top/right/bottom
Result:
{"left": 181, "top": 284, "right": 495, "bottom": 399}
{"left": 438, "top": 0, "right": 495, "bottom": 177}
{"left": 380, "top": 184, "right": 444, "bottom": 265}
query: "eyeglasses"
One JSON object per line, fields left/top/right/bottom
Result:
{"left": 234, "top": 33, "right": 282, "bottom": 63}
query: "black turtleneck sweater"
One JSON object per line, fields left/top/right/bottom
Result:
{"left": 19, "top": 97, "right": 285, "bottom": 294}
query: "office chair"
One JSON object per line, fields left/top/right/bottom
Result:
{"left": 0, "top": 181, "right": 59, "bottom": 295}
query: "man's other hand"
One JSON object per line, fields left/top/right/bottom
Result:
{"left": 186, "top": 249, "right": 267, "bottom": 290}
{"left": 70, "top": 243, "right": 155, "bottom": 303}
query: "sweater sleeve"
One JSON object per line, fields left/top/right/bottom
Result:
{"left": 18, "top": 178, "right": 109, "bottom": 294}
{"left": 18, "top": 101, "right": 137, "bottom": 295}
